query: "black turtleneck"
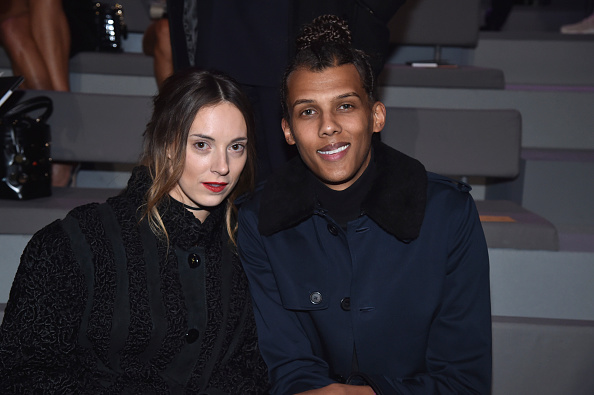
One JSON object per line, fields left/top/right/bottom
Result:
{"left": 311, "top": 150, "right": 377, "bottom": 229}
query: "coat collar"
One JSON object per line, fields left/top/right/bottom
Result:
{"left": 258, "top": 141, "right": 427, "bottom": 241}
{"left": 121, "top": 166, "right": 224, "bottom": 250}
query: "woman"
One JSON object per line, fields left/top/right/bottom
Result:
{"left": 0, "top": 69, "right": 269, "bottom": 393}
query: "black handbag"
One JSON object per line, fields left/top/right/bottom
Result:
{"left": 0, "top": 96, "right": 52, "bottom": 200}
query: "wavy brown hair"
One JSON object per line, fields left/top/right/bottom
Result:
{"left": 140, "top": 68, "right": 256, "bottom": 245}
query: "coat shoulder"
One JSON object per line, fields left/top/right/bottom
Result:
{"left": 427, "top": 172, "right": 472, "bottom": 194}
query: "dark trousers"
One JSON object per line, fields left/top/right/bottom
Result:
{"left": 484, "top": 0, "right": 515, "bottom": 31}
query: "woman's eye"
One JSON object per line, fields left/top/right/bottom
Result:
{"left": 230, "top": 144, "right": 245, "bottom": 152}
{"left": 194, "top": 141, "right": 209, "bottom": 150}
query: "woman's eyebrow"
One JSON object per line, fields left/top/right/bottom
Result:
{"left": 189, "top": 133, "right": 215, "bottom": 141}
{"left": 189, "top": 134, "right": 248, "bottom": 144}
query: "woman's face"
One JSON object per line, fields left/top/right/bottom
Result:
{"left": 169, "top": 102, "right": 248, "bottom": 221}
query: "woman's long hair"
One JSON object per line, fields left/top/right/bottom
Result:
{"left": 140, "top": 68, "right": 256, "bottom": 244}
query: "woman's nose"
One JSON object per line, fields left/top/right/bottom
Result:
{"left": 211, "top": 150, "right": 229, "bottom": 175}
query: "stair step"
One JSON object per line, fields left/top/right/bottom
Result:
{"left": 378, "top": 86, "right": 594, "bottom": 150}
{"left": 474, "top": 32, "right": 594, "bottom": 86}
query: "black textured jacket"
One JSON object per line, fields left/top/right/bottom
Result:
{"left": 0, "top": 166, "right": 269, "bottom": 394}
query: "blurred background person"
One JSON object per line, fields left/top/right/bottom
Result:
{"left": 0, "top": 0, "right": 74, "bottom": 187}
{"left": 142, "top": 0, "right": 173, "bottom": 89}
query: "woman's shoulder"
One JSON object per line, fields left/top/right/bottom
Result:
{"left": 24, "top": 202, "right": 106, "bottom": 267}
{"left": 25, "top": 219, "right": 71, "bottom": 262}
{"left": 23, "top": 203, "right": 101, "bottom": 270}
{"left": 9, "top": 218, "right": 87, "bottom": 323}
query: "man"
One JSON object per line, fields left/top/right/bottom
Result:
{"left": 238, "top": 15, "right": 492, "bottom": 395}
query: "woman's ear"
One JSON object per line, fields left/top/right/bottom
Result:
{"left": 282, "top": 118, "right": 296, "bottom": 145}
{"left": 372, "top": 102, "right": 386, "bottom": 134}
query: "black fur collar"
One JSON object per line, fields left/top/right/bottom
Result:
{"left": 258, "top": 141, "right": 427, "bottom": 241}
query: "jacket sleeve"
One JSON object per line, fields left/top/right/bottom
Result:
{"left": 364, "top": 193, "right": 492, "bottom": 394}
{"left": 238, "top": 204, "right": 336, "bottom": 395}
{"left": 0, "top": 220, "right": 91, "bottom": 392}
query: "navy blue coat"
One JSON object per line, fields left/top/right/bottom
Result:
{"left": 238, "top": 142, "right": 492, "bottom": 394}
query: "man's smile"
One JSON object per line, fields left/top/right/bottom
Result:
{"left": 317, "top": 143, "right": 350, "bottom": 156}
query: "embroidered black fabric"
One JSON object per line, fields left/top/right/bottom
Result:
{"left": 0, "top": 166, "right": 269, "bottom": 393}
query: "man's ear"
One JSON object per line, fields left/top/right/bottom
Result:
{"left": 372, "top": 102, "right": 387, "bottom": 134}
{"left": 282, "top": 118, "right": 296, "bottom": 145}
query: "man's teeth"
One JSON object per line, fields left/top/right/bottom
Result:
{"left": 318, "top": 145, "right": 349, "bottom": 155}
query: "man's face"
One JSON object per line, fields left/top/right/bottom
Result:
{"left": 282, "top": 64, "right": 385, "bottom": 191}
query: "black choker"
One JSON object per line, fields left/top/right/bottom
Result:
{"left": 182, "top": 203, "right": 206, "bottom": 211}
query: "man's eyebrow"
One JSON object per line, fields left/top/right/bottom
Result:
{"left": 292, "top": 99, "right": 314, "bottom": 107}
{"left": 292, "top": 92, "right": 361, "bottom": 107}
{"left": 336, "top": 92, "right": 361, "bottom": 100}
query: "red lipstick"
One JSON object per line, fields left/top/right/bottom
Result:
{"left": 202, "top": 182, "right": 228, "bottom": 193}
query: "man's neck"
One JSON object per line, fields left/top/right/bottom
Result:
{"left": 312, "top": 149, "right": 376, "bottom": 229}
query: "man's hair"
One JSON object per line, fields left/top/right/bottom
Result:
{"left": 281, "top": 15, "right": 376, "bottom": 121}
{"left": 140, "top": 68, "right": 256, "bottom": 244}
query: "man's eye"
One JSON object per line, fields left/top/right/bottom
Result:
{"left": 339, "top": 104, "right": 353, "bottom": 110}
{"left": 301, "top": 109, "right": 315, "bottom": 116}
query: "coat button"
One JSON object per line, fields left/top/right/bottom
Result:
{"left": 340, "top": 297, "right": 351, "bottom": 311}
{"left": 327, "top": 223, "right": 338, "bottom": 236}
{"left": 186, "top": 328, "right": 199, "bottom": 343}
{"left": 310, "top": 291, "right": 322, "bottom": 304}
{"left": 188, "top": 253, "right": 201, "bottom": 268}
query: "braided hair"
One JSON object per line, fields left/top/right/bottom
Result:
{"left": 281, "top": 15, "right": 376, "bottom": 121}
